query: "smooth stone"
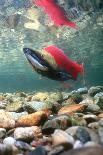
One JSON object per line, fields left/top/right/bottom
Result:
{"left": 0, "top": 110, "right": 15, "bottom": 129}
{"left": 88, "top": 122, "right": 99, "bottom": 129}
{"left": 52, "top": 129, "right": 74, "bottom": 148}
{"left": 42, "top": 115, "right": 76, "bottom": 134}
{"left": 0, "top": 143, "right": 12, "bottom": 155}
{"left": 6, "top": 101, "right": 23, "bottom": 112}
{"left": 66, "top": 126, "right": 99, "bottom": 143}
{"left": 0, "top": 100, "right": 7, "bottom": 109}
{"left": 79, "top": 98, "right": 94, "bottom": 106}
{"left": 48, "top": 145, "right": 64, "bottom": 155}
{"left": 95, "top": 95, "right": 103, "bottom": 110}
{"left": 15, "top": 140, "right": 32, "bottom": 151}
{"left": 0, "top": 128, "right": 6, "bottom": 138}
{"left": 83, "top": 114, "right": 98, "bottom": 124}
{"left": 74, "top": 127, "right": 91, "bottom": 143}
{"left": 84, "top": 141, "right": 100, "bottom": 147}
{"left": 88, "top": 86, "right": 103, "bottom": 97}
{"left": 10, "top": 111, "right": 28, "bottom": 121}
{"left": 3, "top": 137, "right": 16, "bottom": 145}
{"left": 16, "top": 111, "right": 47, "bottom": 127}
{"left": 14, "top": 126, "right": 42, "bottom": 141}
{"left": 24, "top": 101, "right": 50, "bottom": 113}
{"left": 77, "top": 87, "right": 88, "bottom": 94}
{"left": 86, "top": 104, "right": 100, "bottom": 112}
{"left": 94, "top": 92, "right": 103, "bottom": 99}
{"left": 98, "top": 120, "right": 103, "bottom": 144}
{"left": 73, "top": 140, "right": 83, "bottom": 149}
{"left": 31, "top": 92, "right": 49, "bottom": 102}
{"left": 68, "top": 92, "right": 83, "bottom": 103}
{"left": 58, "top": 146, "right": 103, "bottom": 155}
{"left": 29, "top": 146, "right": 47, "bottom": 155}
{"left": 58, "top": 104, "right": 87, "bottom": 115}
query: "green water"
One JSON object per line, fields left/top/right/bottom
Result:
{"left": 0, "top": 0, "right": 103, "bottom": 92}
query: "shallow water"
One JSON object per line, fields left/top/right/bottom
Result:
{"left": 0, "top": 0, "right": 103, "bottom": 92}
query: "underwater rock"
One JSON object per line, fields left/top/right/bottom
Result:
{"left": 68, "top": 92, "right": 83, "bottom": 103}
{"left": 31, "top": 92, "right": 49, "bottom": 102}
{"left": 73, "top": 140, "right": 83, "bottom": 149}
{"left": 42, "top": 115, "right": 75, "bottom": 134}
{"left": 88, "top": 86, "right": 103, "bottom": 97}
{"left": 47, "top": 92, "right": 63, "bottom": 103}
{"left": 16, "top": 111, "right": 47, "bottom": 127}
{"left": 94, "top": 95, "right": 103, "bottom": 110}
{"left": 98, "top": 119, "right": 103, "bottom": 144}
{"left": 0, "top": 95, "right": 5, "bottom": 101}
{"left": 0, "top": 143, "right": 13, "bottom": 155}
{"left": 52, "top": 129, "right": 74, "bottom": 148}
{"left": 0, "top": 128, "right": 6, "bottom": 138}
{"left": 9, "top": 111, "right": 28, "bottom": 121}
{"left": 24, "top": 101, "right": 52, "bottom": 113}
{"left": 6, "top": 101, "right": 23, "bottom": 112}
{"left": 14, "top": 126, "right": 42, "bottom": 141}
{"left": 66, "top": 126, "right": 99, "bottom": 143}
{"left": 58, "top": 104, "right": 87, "bottom": 115}
{"left": 3, "top": 137, "right": 16, "bottom": 146}
{"left": 74, "top": 127, "right": 91, "bottom": 144}
{"left": 86, "top": 104, "right": 100, "bottom": 113}
{"left": 58, "top": 146, "right": 103, "bottom": 155}
{"left": 0, "top": 100, "right": 8, "bottom": 109}
{"left": 88, "top": 122, "right": 99, "bottom": 130}
{"left": 14, "top": 140, "right": 32, "bottom": 151}
{"left": 83, "top": 114, "right": 98, "bottom": 124}
{"left": 0, "top": 110, "right": 15, "bottom": 129}
{"left": 77, "top": 87, "right": 88, "bottom": 94}
{"left": 29, "top": 146, "right": 47, "bottom": 155}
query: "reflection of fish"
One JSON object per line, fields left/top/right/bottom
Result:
{"left": 32, "top": 0, "right": 77, "bottom": 28}
{"left": 23, "top": 46, "right": 84, "bottom": 81}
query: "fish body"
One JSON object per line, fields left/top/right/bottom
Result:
{"left": 44, "top": 45, "right": 84, "bottom": 80}
{"left": 32, "top": 0, "right": 77, "bottom": 28}
{"left": 23, "top": 48, "right": 72, "bottom": 81}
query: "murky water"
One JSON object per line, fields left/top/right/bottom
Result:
{"left": 0, "top": 0, "right": 103, "bottom": 92}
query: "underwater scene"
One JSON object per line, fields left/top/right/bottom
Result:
{"left": 0, "top": 0, "right": 103, "bottom": 92}
{"left": 0, "top": 0, "right": 103, "bottom": 155}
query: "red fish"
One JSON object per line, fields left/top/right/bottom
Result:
{"left": 44, "top": 45, "right": 84, "bottom": 80}
{"left": 32, "top": 0, "right": 77, "bottom": 28}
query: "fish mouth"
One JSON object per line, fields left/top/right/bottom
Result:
{"left": 23, "top": 48, "right": 48, "bottom": 71}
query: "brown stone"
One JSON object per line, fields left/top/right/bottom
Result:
{"left": 0, "top": 110, "right": 15, "bottom": 129}
{"left": 98, "top": 113, "right": 103, "bottom": 119}
{"left": 16, "top": 111, "right": 47, "bottom": 127}
{"left": 58, "top": 104, "right": 87, "bottom": 115}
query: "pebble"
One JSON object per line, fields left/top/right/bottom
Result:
{"left": 58, "top": 146, "right": 103, "bottom": 155}
{"left": 52, "top": 129, "right": 74, "bottom": 148}
{"left": 15, "top": 140, "right": 33, "bottom": 151}
{"left": 3, "top": 137, "right": 16, "bottom": 145}
{"left": 14, "top": 126, "right": 42, "bottom": 141}
{"left": 83, "top": 114, "right": 98, "bottom": 124}
{"left": 42, "top": 115, "right": 75, "bottom": 134}
{"left": 0, "top": 110, "right": 15, "bottom": 129}
{"left": 58, "top": 104, "right": 87, "bottom": 115}
{"left": 16, "top": 111, "right": 47, "bottom": 127}
{"left": 29, "top": 146, "right": 47, "bottom": 155}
